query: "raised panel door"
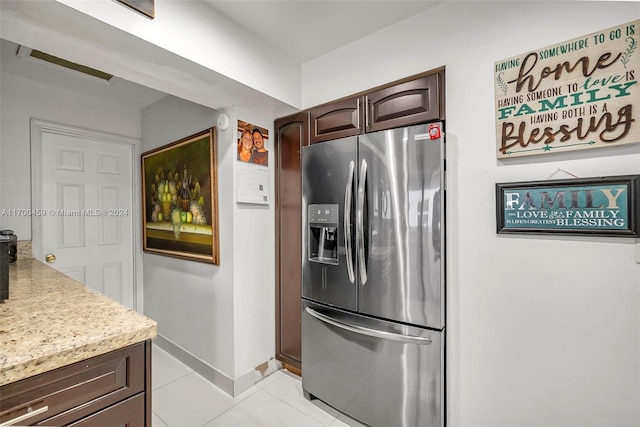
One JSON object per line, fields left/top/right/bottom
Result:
{"left": 309, "top": 96, "right": 363, "bottom": 144}
{"left": 366, "top": 72, "right": 443, "bottom": 132}
{"left": 38, "top": 127, "right": 136, "bottom": 308}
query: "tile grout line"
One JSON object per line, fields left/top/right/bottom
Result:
{"left": 196, "top": 386, "right": 261, "bottom": 427}
{"left": 261, "top": 385, "right": 338, "bottom": 426}
{"left": 152, "top": 352, "right": 335, "bottom": 427}
{"left": 153, "top": 370, "right": 195, "bottom": 393}
{"left": 153, "top": 410, "right": 171, "bottom": 427}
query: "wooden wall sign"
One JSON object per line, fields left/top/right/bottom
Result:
{"left": 496, "top": 175, "right": 640, "bottom": 237}
{"left": 494, "top": 20, "right": 639, "bottom": 158}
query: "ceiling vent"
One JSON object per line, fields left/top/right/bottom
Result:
{"left": 16, "top": 45, "right": 120, "bottom": 85}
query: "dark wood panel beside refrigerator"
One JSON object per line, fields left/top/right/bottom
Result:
{"left": 274, "top": 111, "right": 309, "bottom": 372}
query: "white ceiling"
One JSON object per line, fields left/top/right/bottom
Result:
{"left": 0, "top": 1, "right": 443, "bottom": 111}
{"left": 0, "top": 39, "right": 167, "bottom": 111}
{"left": 202, "top": 0, "right": 443, "bottom": 63}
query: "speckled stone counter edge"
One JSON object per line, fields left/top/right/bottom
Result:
{"left": 0, "top": 326, "right": 157, "bottom": 386}
{"left": 0, "top": 259, "right": 157, "bottom": 386}
{"left": 16, "top": 240, "right": 32, "bottom": 260}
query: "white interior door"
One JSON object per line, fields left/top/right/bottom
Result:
{"left": 31, "top": 120, "right": 139, "bottom": 309}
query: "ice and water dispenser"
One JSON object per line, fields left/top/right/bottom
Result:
{"left": 307, "top": 204, "right": 338, "bottom": 265}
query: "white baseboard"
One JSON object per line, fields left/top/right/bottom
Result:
{"left": 153, "top": 335, "right": 282, "bottom": 397}
{"left": 153, "top": 334, "right": 235, "bottom": 395}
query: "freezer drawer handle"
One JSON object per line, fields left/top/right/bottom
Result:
{"left": 344, "top": 160, "right": 355, "bottom": 283}
{"left": 306, "top": 307, "right": 432, "bottom": 345}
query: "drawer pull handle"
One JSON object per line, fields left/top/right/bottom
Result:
{"left": 0, "top": 405, "right": 48, "bottom": 426}
{"left": 306, "top": 307, "right": 432, "bottom": 345}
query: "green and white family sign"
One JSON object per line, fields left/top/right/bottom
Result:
{"left": 496, "top": 176, "right": 640, "bottom": 237}
{"left": 494, "top": 20, "right": 639, "bottom": 158}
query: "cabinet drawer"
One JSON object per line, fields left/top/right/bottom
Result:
{"left": 59, "top": 393, "right": 144, "bottom": 427}
{"left": 0, "top": 343, "right": 145, "bottom": 426}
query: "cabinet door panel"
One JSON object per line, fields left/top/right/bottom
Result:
{"left": 310, "top": 96, "right": 363, "bottom": 144}
{"left": 366, "top": 73, "right": 443, "bottom": 132}
{"left": 275, "top": 112, "right": 309, "bottom": 369}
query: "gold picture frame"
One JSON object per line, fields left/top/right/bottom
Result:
{"left": 142, "top": 128, "right": 219, "bottom": 264}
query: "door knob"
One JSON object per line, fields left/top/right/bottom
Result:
{"left": 45, "top": 254, "right": 56, "bottom": 263}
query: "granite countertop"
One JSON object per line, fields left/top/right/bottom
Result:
{"left": 0, "top": 259, "right": 157, "bottom": 386}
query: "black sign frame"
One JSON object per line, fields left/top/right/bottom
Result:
{"left": 496, "top": 175, "right": 640, "bottom": 237}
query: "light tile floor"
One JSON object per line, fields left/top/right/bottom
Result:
{"left": 151, "top": 344, "right": 367, "bottom": 427}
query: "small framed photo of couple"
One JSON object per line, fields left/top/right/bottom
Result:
{"left": 236, "top": 120, "right": 270, "bottom": 205}
{"left": 236, "top": 120, "right": 269, "bottom": 167}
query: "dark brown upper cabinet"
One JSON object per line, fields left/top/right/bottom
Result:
{"left": 309, "top": 96, "right": 364, "bottom": 144}
{"left": 365, "top": 72, "right": 443, "bottom": 133}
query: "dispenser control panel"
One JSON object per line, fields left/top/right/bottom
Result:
{"left": 308, "top": 204, "right": 338, "bottom": 225}
{"left": 307, "top": 204, "right": 339, "bottom": 265}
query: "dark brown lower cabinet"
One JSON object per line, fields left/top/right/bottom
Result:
{"left": 0, "top": 340, "right": 151, "bottom": 426}
{"left": 274, "top": 111, "right": 308, "bottom": 372}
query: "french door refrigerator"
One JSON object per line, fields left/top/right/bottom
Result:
{"left": 301, "top": 122, "right": 445, "bottom": 427}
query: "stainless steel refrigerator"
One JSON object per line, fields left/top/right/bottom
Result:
{"left": 301, "top": 122, "right": 445, "bottom": 427}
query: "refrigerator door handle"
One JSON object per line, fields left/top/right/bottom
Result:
{"left": 306, "top": 307, "right": 432, "bottom": 345}
{"left": 344, "top": 160, "right": 355, "bottom": 283}
{"left": 357, "top": 159, "right": 368, "bottom": 285}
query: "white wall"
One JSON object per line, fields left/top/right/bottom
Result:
{"left": 141, "top": 96, "right": 235, "bottom": 376}
{"left": 303, "top": 2, "right": 640, "bottom": 426}
{"left": 141, "top": 97, "right": 275, "bottom": 387}
{"left": 228, "top": 106, "right": 276, "bottom": 379}
{"left": 0, "top": 70, "right": 141, "bottom": 240}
